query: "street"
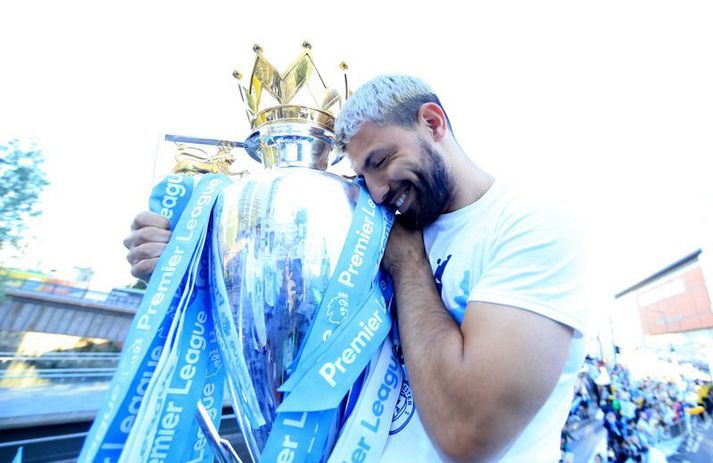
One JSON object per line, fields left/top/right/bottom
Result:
{"left": 669, "top": 418, "right": 713, "bottom": 463}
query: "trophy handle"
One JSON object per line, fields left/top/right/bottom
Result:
{"left": 164, "top": 133, "right": 262, "bottom": 170}
{"left": 195, "top": 402, "right": 244, "bottom": 463}
{"left": 241, "top": 131, "right": 262, "bottom": 163}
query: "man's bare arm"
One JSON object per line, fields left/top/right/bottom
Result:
{"left": 384, "top": 223, "right": 573, "bottom": 462}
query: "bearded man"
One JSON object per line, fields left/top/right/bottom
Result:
{"left": 125, "top": 75, "right": 587, "bottom": 463}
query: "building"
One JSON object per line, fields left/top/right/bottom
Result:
{"left": 614, "top": 249, "right": 713, "bottom": 373}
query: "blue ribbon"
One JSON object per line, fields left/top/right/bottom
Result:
{"left": 327, "top": 342, "right": 402, "bottom": 463}
{"left": 79, "top": 174, "right": 229, "bottom": 463}
{"left": 82, "top": 174, "right": 400, "bottom": 463}
{"left": 123, "top": 244, "right": 225, "bottom": 463}
{"left": 276, "top": 188, "right": 393, "bottom": 412}
{"left": 277, "top": 286, "right": 391, "bottom": 412}
{"left": 149, "top": 174, "right": 194, "bottom": 229}
{"left": 256, "top": 185, "right": 395, "bottom": 462}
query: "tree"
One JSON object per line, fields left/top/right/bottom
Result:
{"left": 0, "top": 138, "right": 49, "bottom": 250}
{"left": 127, "top": 279, "right": 147, "bottom": 290}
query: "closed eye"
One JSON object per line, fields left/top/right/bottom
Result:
{"left": 374, "top": 154, "right": 390, "bottom": 169}
{"left": 363, "top": 146, "right": 396, "bottom": 172}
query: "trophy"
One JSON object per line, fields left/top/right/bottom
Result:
{"left": 78, "top": 42, "right": 395, "bottom": 463}
{"left": 210, "top": 42, "right": 360, "bottom": 462}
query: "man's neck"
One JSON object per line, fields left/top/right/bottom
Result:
{"left": 442, "top": 141, "right": 495, "bottom": 213}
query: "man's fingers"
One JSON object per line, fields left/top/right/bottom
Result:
{"left": 131, "top": 211, "right": 170, "bottom": 232}
{"left": 127, "top": 242, "right": 168, "bottom": 265}
{"left": 136, "top": 227, "right": 171, "bottom": 244}
{"left": 125, "top": 212, "right": 170, "bottom": 282}
{"left": 131, "top": 257, "right": 160, "bottom": 281}
{"left": 123, "top": 227, "right": 172, "bottom": 250}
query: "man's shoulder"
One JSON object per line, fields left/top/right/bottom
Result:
{"left": 475, "top": 183, "right": 583, "bottom": 268}
{"left": 492, "top": 181, "right": 579, "bottom": 229}
{"left": 467, "top": 181, "right": 589, "bottom": 335}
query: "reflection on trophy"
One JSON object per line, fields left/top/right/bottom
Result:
{"left": 211, "top": 42, "right": 357, "bottom": 462}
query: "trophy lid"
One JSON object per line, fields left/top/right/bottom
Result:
{"left": 234, "top": 42, "right": 350, "bottom": 169}
{"left": 235, "top": 42, "right": 348, "bottom": 132}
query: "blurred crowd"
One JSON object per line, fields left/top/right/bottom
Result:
{"left": 560, "top": 356, "right": 712, "bottom": 462}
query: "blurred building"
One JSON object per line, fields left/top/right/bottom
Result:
{"left": 1, "top": 269, "right": 142, "bottom": 353}
{"left": 614, "top": 248, "right": 713, "bottom": 372}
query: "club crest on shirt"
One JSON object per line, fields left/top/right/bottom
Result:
{"left": 390, "top": 378, "right": 415, "bottom": 434}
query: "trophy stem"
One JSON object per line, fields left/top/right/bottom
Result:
{"left": 253, "top": 121, "right": 335, "bottom": 171}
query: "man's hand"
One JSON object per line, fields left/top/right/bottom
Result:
{"left": 123, "top": 211, "right": 171, "bottom": 281}
{"left": 381, "top": 221, "right": 428, "bottom": 276}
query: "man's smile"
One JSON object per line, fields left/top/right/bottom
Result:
{"left": 392, "top": 184, "right": 412, "bottom": 214}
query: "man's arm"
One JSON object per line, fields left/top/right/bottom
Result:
{"left": 384, "top": 223, "right": 573, "bottom": 463}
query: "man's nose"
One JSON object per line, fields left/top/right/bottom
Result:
{"left": 364, "top": 175, "right": 389, "bottom": 204}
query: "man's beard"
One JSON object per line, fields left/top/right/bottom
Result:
{"left": 397, "top": 140, "right": 452, "bottom": 230}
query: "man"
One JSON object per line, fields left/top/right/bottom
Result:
{"left": 125, "top": 75, "right": 587, "bottom": 462}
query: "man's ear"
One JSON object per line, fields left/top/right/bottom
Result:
{"left": 417, "top": 102, "right": 448, "bottom": 142}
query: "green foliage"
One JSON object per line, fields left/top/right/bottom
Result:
{"left": 127, "top": 279, "right": 147, "bottom": 290}
{"left": 0, "top": 138, "right": 49, "bottom": 249}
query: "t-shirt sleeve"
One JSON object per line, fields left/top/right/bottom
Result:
{"left": 468, "top": 200, "right": 587, "bottom": 337}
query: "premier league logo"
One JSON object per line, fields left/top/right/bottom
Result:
{"left": 326, "top": 291, "right": 350, "bottom": 324}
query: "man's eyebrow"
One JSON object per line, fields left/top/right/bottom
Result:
{"left": 363, "top": 146, "right": 395, "bottom": 170}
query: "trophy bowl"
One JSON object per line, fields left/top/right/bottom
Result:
{"left": 210, "top": 121, "right": 359, "bottom": 462}
{"left": 209, "top": 42, "right": 358, "bottom": 462}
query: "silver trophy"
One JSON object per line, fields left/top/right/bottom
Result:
{"left": 205, "top": 43, "right": 356, "bottom": 462}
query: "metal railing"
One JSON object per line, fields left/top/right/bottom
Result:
{"left": 1, "top": 368, "right": 117, "bottom": 380}
{"left": 0, "top": 352, "right": 121, "bottom": 361}
{"left": 0, "top": 352, "right": 120, "bottom": 384}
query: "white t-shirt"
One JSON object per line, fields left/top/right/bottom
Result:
{"left": 381, "top": 180, "right": 588, "bottom": 462}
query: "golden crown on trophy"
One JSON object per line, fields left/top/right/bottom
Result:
{"left": 234, "top": 41, "right": 349, "bottom": 132}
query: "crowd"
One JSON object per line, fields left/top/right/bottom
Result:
{"left": 560, "top": 356, "right": 712, "bottom": 462}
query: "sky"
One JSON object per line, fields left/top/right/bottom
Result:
{"left": 1, "top": 0, "right": 712, "bottom": 336}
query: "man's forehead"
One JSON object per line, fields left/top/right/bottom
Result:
{"left": 345, "top": 122, "right": 380, "bottom": 149}
{"left": 343, "top": 122, "right": 377, "bottom": 171}
{"left": 343, "top": 122, "right": 395, "bottom": 157}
